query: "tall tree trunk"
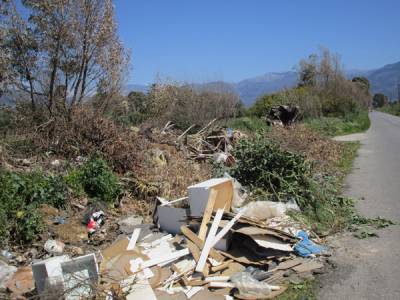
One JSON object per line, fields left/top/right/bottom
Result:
{"left": 48, "top": 36, "right": 61, "bottom": 114}
{"left": 26, "top": 69, "right": 35, "bottom": 112}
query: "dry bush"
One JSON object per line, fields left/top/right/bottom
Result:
{"left": 267, "top": 124, "right": 344, "bottom": 173}
{"left": 14, "top": 105, "right": 147, "bottom": 173}
{"left": 138, "top": 143, "right": 212, "bottom": 199}
{"left": 147, "top": 82, "right": 240, "bottom": 129}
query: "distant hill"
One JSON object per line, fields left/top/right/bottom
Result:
{"left": 122, "top": 61, "right": 400, "bottom": 106}
{"left": 233, "top": 72, "right": 298, "bottom": 106}
{"left": 367, "top": 62, "right": 400, "bottom": 99}
{"left": 6, "top": 61, "right": 396, "bottom": 107}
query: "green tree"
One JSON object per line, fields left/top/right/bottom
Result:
{"left": 298, "top": 54, "right": 317, "bottom": 87}
{"left": 372, "top": 93, "right": 388, "bottom": 108}
{"left": 4, "top": 0, "right": 129, "bottom": 116}
{"left": 352, "top": 77, "right": 371, "bottom": 93}
{"left": 127, "top": 91, "right": 148, "bottom": 113}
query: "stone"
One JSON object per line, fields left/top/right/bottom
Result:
{"left": 118, "top": 215, "right": 144, "bottom": 234}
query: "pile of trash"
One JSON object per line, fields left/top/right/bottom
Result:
{"left": 152, "top": 119, "right": 244, "bottom": 165}
{"left": 268, "top": 105, "right": 300, "bottom": 127}
{"left": 0, "top": 176, "right": 328, "bottom": 299}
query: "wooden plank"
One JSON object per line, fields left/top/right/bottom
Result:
{"left": 210, "top": 208, "right": 246, "bottom": 248}
{"left": 126, "top": 228, "right": 141, "bottom": 251}
{"left": 187, "top": 240, "right": 201, "bottom": 262}
{"left": 292, "top": 261, "right": 323, "bottom": 273}
{"left": 198, "top": 189, "right": 218, "bottom": 241}
{"left": 141, "top": 248, "right": 189, "bottom": 268}
{"left": 271, "top": 258, "right": 304, "bottom": 271}
{"left": 181, "top": 226, "right": 224, "bottom": 261}
{"left": 195, "top": 209, "right": 224, "bottom": 273}
{"left": 210, "top": 260, "right": 233, "bottom": 272}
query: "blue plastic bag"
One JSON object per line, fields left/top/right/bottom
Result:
{"left": 294, "top": 230, "right": 326, "bottom": 257}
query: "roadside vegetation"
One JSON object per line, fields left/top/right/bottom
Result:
{"left": 0, "top": 2, "right": 377, "bottom": 299}
{"left": 378, "top": 101, "right": 400, "bottom": 116}
{"left": 305, "top": 110, "right": 370, "bottom": 137}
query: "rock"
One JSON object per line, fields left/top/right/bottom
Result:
{"left": 6, "top": 266, "right": 34, "bottom": 296}
{"left": 44, "top": 239, "right": 65, "bottom": 255}
{"left": 118, "top": 215, "right": 144, "bottom": 234}
{"left": 0, "top": 260, "right": 17, "bottom": 289}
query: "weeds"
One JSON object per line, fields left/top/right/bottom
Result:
{"left": 0, "top": 169, "right": 68, "bottom": 245}
{"left": 65, "top": 157, "right": 122, "bottom": 203}
{"left": 275, "top": 280, "right": 317, "bottom": 300}
{"left": 378, "top": 102, "right": 400, "bottom": 117}
{"left": 216, "top": 137, "right": 356, "bottom": 234}
{"left": 305, "top": 110, "right": 370, "bottom": 137}
{"left": 222, "top": 116, "right": 270, "bottom": 133}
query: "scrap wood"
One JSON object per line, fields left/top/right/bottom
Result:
{"left": 264, "top": 270, "right": 285, "bottom": 284}
{"left": 292, "top": 261, "right": 323, "bottom": 273}
{"left": 210, "top": 259, "right": 233, "bottom": 272}
{"left": 185, "top": 286, "right": 204, "bottom": 299}
{"left": 196, "top": 208, "right": 225, "bottom": 273}
{"left": 210, "top": 208, "right": 246, "bottom": 248}
{"left": 140, "top": 248, "right": 190, "bottom": 269}
{"left": 198, "top": 188, "right": 218, "bottom": 241}
{"left": 127, "top": 228, "right": 141, "bottom": 250}
{"left": 234, "top": 226, "right": 295, "bottom": 243}
{"left": 270, "top": 257, "right": 304, "bottom": 272}
{"left": 186, "top": 240, "right": 201, "bottom": 262}
{"left": 181, "top": 226, "right": 224, "bottom": 261}
{"left": 177, "top": 124, "right": 196, "bottom": 141}
{"left": 125, "top": 279, "right": 158, "bottom": 300}
{"left": 195, "top": 119, "right": 217, "bottom": 136}
{"left": 159, "top": 196, "right": 188, "bottom": 207}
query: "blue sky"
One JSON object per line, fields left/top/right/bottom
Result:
{"left": 115, "top": 0, "right": 400, "bottom": 85}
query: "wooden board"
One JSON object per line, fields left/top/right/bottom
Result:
{"left": 181, "top": 226, "right": 224, "bottom": 261}
{"left": 293, "top": 261, "right": 324, "bottom": 273}
{"left": 198, "top": 189, "right": 218, "bottom": 241}
{"left": 196, "top": 209, "right": 224, "bottom": 273}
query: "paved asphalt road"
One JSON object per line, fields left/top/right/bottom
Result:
{"left": 318, "top": 111, "right": 400, "bottom": 299}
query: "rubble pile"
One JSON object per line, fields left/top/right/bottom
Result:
{"left": 1, "top": 177, "right": 329, "bottom": 299}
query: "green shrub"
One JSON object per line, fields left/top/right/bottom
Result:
{"left": 227, "top": 138, "right": 312, "bottom": 202}
{"left": 0, "top": 170, "right": 68, "bottom": 245}
{"left": 305, "top": 110, "right": 370, "bottom": 137}
{"left": 222, "top": 117, "right": 270, "bottom": 133}
{"left": 216, "top": 138, "right": 356, "bottom": 234}
{"left": 378, "top": 102, "right": 400, "bottom": 116}
{"left": 247, "top": 93, "right": 283, "bottom": 117}
{"left": 65, "top": 157, "right": 121, "bottom": 203}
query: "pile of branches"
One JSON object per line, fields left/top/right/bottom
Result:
{"left": 148, "top": 119, "right": 243, "bottom": 163}
{"left": 12, "top": 105, "right": 147, "bottom": 173}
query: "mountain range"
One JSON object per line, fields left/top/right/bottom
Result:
{"left": 127, "top": 61, "right": 400, "bottom": 106}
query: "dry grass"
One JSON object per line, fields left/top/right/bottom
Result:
{"left": 267, "top": 124, "right": 345, "bottom": 174}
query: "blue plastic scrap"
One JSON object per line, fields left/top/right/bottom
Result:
{"left": 294, "top": 230, "right": 326, "bottom": 257}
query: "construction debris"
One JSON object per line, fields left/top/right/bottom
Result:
{"left": 4, "top": 176, "right": 328, "bottom": 299}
